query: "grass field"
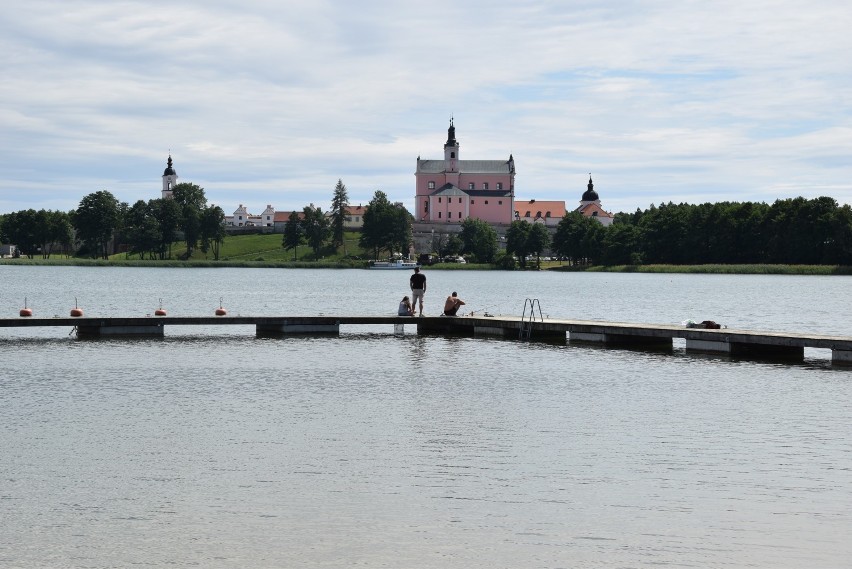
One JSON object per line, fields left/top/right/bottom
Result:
{"left": 2, "top": 234, "right": 851, "bottom": 275}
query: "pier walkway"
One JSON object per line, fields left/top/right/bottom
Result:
{"left": 2, "top": 314, "right": 852, "bottom": 365}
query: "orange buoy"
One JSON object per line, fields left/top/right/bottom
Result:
{"left": 20, "top": 297, "right": 33, "bottom": 317}
{"left": 70, "top": 297, "right": 83, "bottom": 317}
{"left": 215, "top": 297, "right": 227, "bottom": 316}
{"left": 154, "top": 298, "right": 167, "bottom": 316}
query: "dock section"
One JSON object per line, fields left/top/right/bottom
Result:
{"left": 2, "top": 315, "right": 852, "bottom": 365}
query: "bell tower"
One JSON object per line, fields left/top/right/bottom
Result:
{"left": 162, "top": 154, "right": 178, "bottom": 199}
{"left": 443, "top": 118, "right": 459, "bottom": 173}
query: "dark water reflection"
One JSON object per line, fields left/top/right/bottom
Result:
{"left": 1, "top": 267, "right": 852, "bottom": 567}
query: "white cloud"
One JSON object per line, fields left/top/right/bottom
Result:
{"left": 0, "top": 0, "right": 851, "bottom": 216}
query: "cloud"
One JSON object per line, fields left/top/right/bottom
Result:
{"left": 1, "top": 0, "right": 850, "bottom": 216}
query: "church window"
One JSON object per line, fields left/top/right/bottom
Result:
{"left": 484, "top": 200, "right": 489, "bottom": 205}
{"left": 471, "top": 200, "right": 475, "bottom": 204}
{"left": 424, "top": 201, "right": 429, "bottom": 212}
{"left": 438, "top": 197, "right": 442, "bottom": 203}
{"left": 524, "top": 211, "right": 530, "bottom": 217}
{"left": 458, "top": 198, "right": 462, "bottom": 203}
{"left": 483, "top": 182, "right": 489, "bottom": 190}
{"left": 592, "top": 211, "right": 598, "bottom": 216}
{"left": 468, "top": 183, "right": 474, "bottom": 190}
{"left": 497, "top": 183, "right": 502, "bottom": 190}
{"left": 438, "top": 212, "right": 442, "bottom": 218}
{"left": 498, "top": 200, "right": 502, "bottom": 205}
{"left": 545, "top": 211, "right": 551, "bottom": 217}
{"left": 451, "top": 152, "right": 455, "bottom": 158}
{"left": 448, "top": 211, "right": 452, "bottom": 219}
{"left": 428, "top": 181, "right": 435, "bottom": 189}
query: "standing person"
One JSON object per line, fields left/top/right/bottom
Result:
{"left": 409, "top": 266, "right": 426, "bottom": 316}
{"left": 443, "top": 292, "right": 466, "bottom": 316}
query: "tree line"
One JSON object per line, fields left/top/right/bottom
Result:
{"left": 4, "top": 189, "right": 850, "bottom": 267}
{"left": 550, "top": 197, "right": 852, "bottom": 266}
{"left": 0, "top": 184, "right": 226, "bottom": 260}
{"left": 428, "top": 196, "right": 852, "bottom": 268}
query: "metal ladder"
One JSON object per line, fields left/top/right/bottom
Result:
{"left": 520, "top": 298, "right": 543, "bottom": 340}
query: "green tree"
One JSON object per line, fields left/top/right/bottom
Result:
{"left": 73, "top": 190, "right": 120, "bottom": 259}
{"left": 552, "top": 211, "right": 599, "bottom": 265}
{"left": 329, "top": 179, "right": 350, "bottom": 253}
{"left": 199, "top": 205, "right": 226, "bottom": 260}
{"left": 282, "top": 211, "right": 304, "bottom": 260}
{"left": 150, "top": 198, "right": 181, "bottom": 259}
{"left": 171, "top": 182, "right": 208, "bottom": 258}
{"left": 526, "top": 223, "right": 551, "bottom": 269}
{"left": 505, "top": 220, "right": 532, "bottom": 268}
{"left": 301, "top": 204, "right": 330, "bottom": 261}
{"left": 459, "top": 217, "right": 498, "bottom": 263}
{"left": 359, "top": 191, "right": 413, "bottom": 260}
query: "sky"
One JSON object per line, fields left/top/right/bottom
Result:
{"left": 1, "top": 0, "right": 851, "bottom": 217}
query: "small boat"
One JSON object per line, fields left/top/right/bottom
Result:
{"left": 368, "top": 259, "right": 420, "bottom": 270}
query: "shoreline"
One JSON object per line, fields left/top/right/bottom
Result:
{"left": 2, "top": 258, "right": 851, "bottom": 275}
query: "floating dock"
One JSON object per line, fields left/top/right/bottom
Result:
{"left": 2, "top": 315, "right": 851, "bottom": 365}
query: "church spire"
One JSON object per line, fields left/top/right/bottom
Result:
{"left": 445, "top": 117, "right": 457, "bottom": 148}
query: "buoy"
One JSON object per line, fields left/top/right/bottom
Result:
{"left": 19, "top": 297, "right": 33, "bottom": 317}
{"left": 154, "top": 298, "right": 167, "bottom": 316}
{"left": 70, "top": 297, "right": 83, "bottom": 317}
{"left": 215, "top": 297, "right": 227, "bottom": 316}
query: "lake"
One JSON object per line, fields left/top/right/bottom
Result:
{"left": 1, "top": 266, "right": 851, "bottom": 568}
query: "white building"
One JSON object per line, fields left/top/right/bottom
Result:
{"left": 225, "top": 204, "right": 275, "bottom": 227}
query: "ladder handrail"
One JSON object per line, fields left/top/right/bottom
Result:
{"left": 520, "top": 298, "right": 543, "bottom": 339}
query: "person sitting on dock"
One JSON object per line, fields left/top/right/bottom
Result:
{"left": 443, "top": 292, "right": 465, "bottom": 316}
{"left": 398, "top": 296, "right": 414, "bottom": 316}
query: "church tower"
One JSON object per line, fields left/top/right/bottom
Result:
{"left": 162, "top": 154, "right": 178, "bottom": 199}
{"left": 443, "top": 119, "right": 459, "bottom": 173}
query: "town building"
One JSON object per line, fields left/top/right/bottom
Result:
{"left": 514, "top": 200, "right": 567, "bottom": 227}
{"left": 225, "top": 204, "right": 275, "bottom": 228}
{"left": 414, "top": 120, "right": 515, "bottom": 225}
{"left": 575, "top": 176, "right": 614, "bottom": 226}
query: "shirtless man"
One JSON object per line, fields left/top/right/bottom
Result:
{"left": 443, "top": 292, "right": 465, "bottom": 316}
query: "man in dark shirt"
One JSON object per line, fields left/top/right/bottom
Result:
{"left": 409, "top": 267, "right": 426, "bottom": 316}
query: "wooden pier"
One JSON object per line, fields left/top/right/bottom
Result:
{"left": 2, "top": 314, "right": 852, "bottom": 365}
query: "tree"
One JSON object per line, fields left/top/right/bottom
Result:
{"left": 359, "top": 191, "right": 413, "bottom": 259}
{"left": 505, "top": 220, "right": 533, "bottom": 268}
{"left": 171, "top": 182, "right": 208, "bottom": 258}
{"left": 43, "top": 210, "right": 74, "bottom": 258}
{"left": 150, "top": 198, "right": 181, "bottom": 259}
{"left": 199, "top": 205, "right": 226, "bottom": 260}
{"left": 459, "top": 217, "right": 498, "bottom": 263}
{"left": 553, "top": 211, "right": 601, "bottom": 265}
{"left": 124, "top": 200, "right": 159, "bottom": 259}
{"left": 301, "top": 204, "right": 330, "bottom": 261}
{"left": 282, "top": 211, "right": 304, "bottom": 261}
{"left": 329, "top": 179, "right": 350, "bottom": 253}
{"left": 73, "top": 190, "right": 120, "bottom": 259}
{"left": 1, "top": 210, "right": 40, "bottom": 258}
{"left": 526, "top": 223, "right": 551, "bottom": 269}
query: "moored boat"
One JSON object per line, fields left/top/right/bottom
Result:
{"left": 368, "top": 260, "right": 420, "bottom": 269}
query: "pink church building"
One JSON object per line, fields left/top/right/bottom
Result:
{"left": 415, "top": 121, "right": 515, "bottom": 225}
